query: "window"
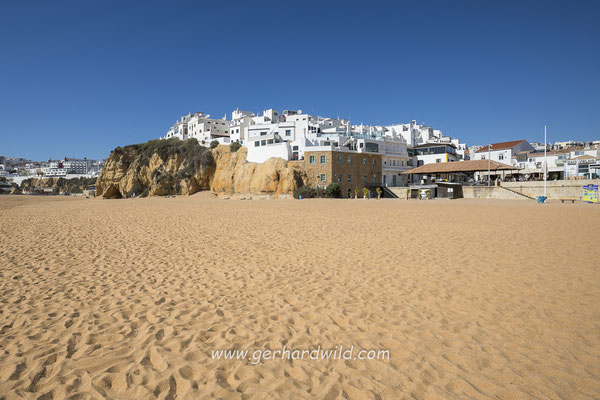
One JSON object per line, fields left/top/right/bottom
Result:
{"left": 320, "top": 174, "right": 326, "bottom": 182}
{"left": 499, "top": 154, "right": 504, "bottom": 160}
{"left": 261, "top": 140, "right": 266, "bottom": 146}
{"left": 363, "top": 175, "right": 367, "bottom": 184}
{"left": 292, "top": 146, "right": 299, "bottom": 151}
{"left": 309, "top": 156, "right": 315, "bottom": 164}
{"left": 285, "top": 129, "right": 291, "bottom": 136}
{"left": 360, "top": 143, "right": 364, "bottom": 148}
{"left": 372, "top": 175, "right": 376, "bottom": 185}
{"left": 436, "top": 159, "right": 441, "bottom": 163}
{"left": 260, "top": 132, "right": 267, "bottom": 136}
{"left": 337, "top": 175, "right": 342, "bottom": 182}
{"left": 373, "top": 159, "right": 377, "bottom": 166}
{"left": 337, "top": 156, "right": 342, "bottom": 164}
{"left": 347, "top": 175, "right": 352, "bottom": 182}
{"left": 347, "top": 156, "right": 351, "bottom": 165}
{"left": 254, "top": 141, "right": 259, "bottom": 147}
{"left": 320, "top": 155, "right": 326, "bottom": 164}
{"left": 363, "top": 158, "right": 367, "bottom": 166}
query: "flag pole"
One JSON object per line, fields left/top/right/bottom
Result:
{"left": 488, "top": 144, "right": 491, "bottom": 186}
{"left": 544, "top": 126, "right": 547, "bottom": 197}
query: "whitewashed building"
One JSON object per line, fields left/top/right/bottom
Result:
{"left": 160, "top": 108, "right": 468, "bottom": 187}
{"left": 414, "top": 143, "right": 460, "bottom": 167}
{"left": 471, "top": 140, "right": 534, "bottom": 163}
{"left": 229, "top": 109, "right": 255, "bottom": 144}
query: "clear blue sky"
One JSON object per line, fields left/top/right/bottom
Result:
{"left": 1, "top": 0, "right": 599, "bottom": 160}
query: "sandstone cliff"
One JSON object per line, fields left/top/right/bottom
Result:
{"left": 20, "top": 177, "right": 96, "bottom": 194}
{"left": 95, "top": 139, "right": 306, "bottom": 199}
{"left": 210, "top": 146, "right": 305, "bottom": 198}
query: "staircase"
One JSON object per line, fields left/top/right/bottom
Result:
{"left": 341, "top": 136, "right": 355, "bottom": 147}
{"left": 499, "top": 185, "right": 536, "bottom": 200}
{"left": 382, "top": 187, "right": 399, "bottom": 198}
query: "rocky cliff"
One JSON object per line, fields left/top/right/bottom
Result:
{"left": 95, "top": 139, "right": 306, "bottom": 199}
{"left": 20, "top": 177, "right": 97, "bottom": 194}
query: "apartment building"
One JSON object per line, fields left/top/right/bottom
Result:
{"left": 414, "top": 143, "right": 459, "bottom": 166}
{"left": 471, "top": 140, "right": 534, "bottom": 163}
{"left": 304, "top": 150, "right": 383, "bottom": 198}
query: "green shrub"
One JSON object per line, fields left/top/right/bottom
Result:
{"left": 362, "top": 187, "right": 369, "bottom": 198}
{"left": 293, "top": 185, "right": 329, "bottom": 199}
{"left": 140, "top": 187, "right": 150, "bottom": 198}
{"left": 210, "top": 140, "right": 219, "bottom": 149}
{"left": 230, "top": 141, "right": 242, "bottom": 153}
{"left": 325, "top": 183, "right": 341, "bottom": 198}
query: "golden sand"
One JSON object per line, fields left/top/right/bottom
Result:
{"left": 0, "top": 195, "right": 599, "bottom": 399}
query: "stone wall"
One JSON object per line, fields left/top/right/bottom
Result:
{"left": 500, "top": 179, "right": 600, "bottom": 201}
{"left": 462, "top": 186, "right": 529, "bottom": 200}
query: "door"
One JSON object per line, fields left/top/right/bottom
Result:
{"left": 392, "top": 175, "right": 397, "bottom": 186}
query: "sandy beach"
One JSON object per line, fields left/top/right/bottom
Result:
{"left": 0, "top": 194, "right": 599, "bottom": 399}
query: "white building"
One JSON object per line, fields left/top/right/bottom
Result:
{"left": 63, "top": 159, "right": 92, "bottom": 174}
{"left": 565, "top": 155, "right": 600, "bottom": 179}
{"left": 414, "top": 143, "right": 459, "bottom": 166}
{"left": 184, "top": 112, "right": 230, "bottom": 144}
{"left": 229, "top": 109, "right": 255, "bottom": 144}
{"left": 514, "top": 150, "right": 570, "bottom": 179}
{"left": 164, "top": 114, "right": 192, "bottom": 140}
{"left": 379, "top": 140, "right": 411, "bottom": 187}
{"left": 42, "top": 167, "right": 67, "bottom": 177}
{"left": 471, "top": 140, "right": 534, "bottom": 164}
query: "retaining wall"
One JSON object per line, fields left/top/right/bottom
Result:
{"left": 500, "top": 179, "right": 599, "bottom": 201}
{"left": 462, "top": 186, "right": 529, "bottom": 200}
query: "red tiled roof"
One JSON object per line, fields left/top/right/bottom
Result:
{"left": 476, "top": 140, "right": 526, "bottom": 153}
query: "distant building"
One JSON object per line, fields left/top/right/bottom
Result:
{"left": 565, "top": 154, "right": 600, "bottom": 179}
{"left": 414, "top": 143, "right": 459, "bottom": 167}
{"left": 471, "top": 140, "right": 534, "bottom": 163}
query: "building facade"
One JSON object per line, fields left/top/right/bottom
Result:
{"left": 303, "top": 150, "right": 383, "bottom": 198}
{"left": 471, "top": 140, "right": 534, "bottom": 163}
{"left": 414, "top": 143, "right": 459, "bottom": 166}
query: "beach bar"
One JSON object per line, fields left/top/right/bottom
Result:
{"left": 402, "top": 159, "right": 518, "bottom": 184}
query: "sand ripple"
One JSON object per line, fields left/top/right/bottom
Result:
{"left": 0, "top": 195, "right": 599, "bottom": 399}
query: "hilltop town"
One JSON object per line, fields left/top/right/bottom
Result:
{"left": 159, "top": 108, "right": 599, "bottom": 197}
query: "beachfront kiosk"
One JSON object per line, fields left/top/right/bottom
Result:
{"left": 402, "top": 160, "right": 518, "bottom": 186}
